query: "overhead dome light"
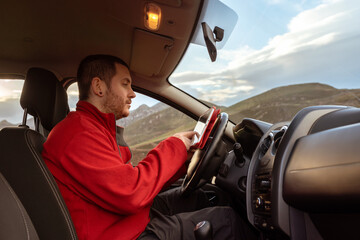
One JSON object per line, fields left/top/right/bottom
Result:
{"left": 144, "top": 3, "right": 161, "bottom": 31}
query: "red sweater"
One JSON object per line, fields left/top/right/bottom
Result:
{"left": 42, "top": 101, "right": 187, "bottom": 239}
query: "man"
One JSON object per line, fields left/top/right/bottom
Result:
{"left": 43, "top": 55, "right": 254, "bottom": 240}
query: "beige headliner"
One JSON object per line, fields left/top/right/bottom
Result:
{"left": 0, "top": 0, "right": 234, "bottom": 137}
{"left": 1, "top": 0, "right": 197, "bottom": 78}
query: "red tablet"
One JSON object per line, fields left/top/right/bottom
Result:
{"left": 191, "top": 107, "right": 219, "bottom": 149}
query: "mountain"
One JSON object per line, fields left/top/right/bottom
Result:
{"left": 124, "top": 105, "right": 195, "bottom": 164}
{"left": 0, "top": 118, "right": 35, "bottom": 130}
{"left": 124, "top": 83, "right": 360, "bottom": 165}
{"left": 117, "top": 102, "right": 169, "bottom": 127}
{"left": 0, "top": 120, "right": 16, "bottom": 129}
{"left": 226, "top": 83, "right": 360, "bottom": 123}
{"left": 124, "top": 106, "right": 195, "bottom": 147}
{"left": 199, "top": 100, "right": 225, "bottom": 109}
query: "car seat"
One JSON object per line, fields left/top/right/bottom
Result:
{"left": 0, "top": 67, "right": 77, "bottom": 239}
{"left": 0, "top": 172, "right": 39, "bottom": 240}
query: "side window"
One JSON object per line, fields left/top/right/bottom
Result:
{"left": 0, "top": 79, "right": 34, "bottom": 129}
{"left": 66, "top": 82, "right": 196, "bottom": 166}
{"left": 67, "top": 82, "right": 79, "bottom": 111}
{"left": 118, "top": 95, "right": 196, "bottom": 165}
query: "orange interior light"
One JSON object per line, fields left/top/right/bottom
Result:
{"left": 145, "top": 3, "right": 161, "bottom": 31}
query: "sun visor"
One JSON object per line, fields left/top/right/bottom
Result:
{"left": 191, "top": 0, "right": 238, "bottom": 49}
{"left": 130, "top": 29, "right": 174, "bottom": 77}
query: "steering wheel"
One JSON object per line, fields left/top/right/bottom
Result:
{"left": 181, "top": 112, "right": 229, "bottom": 196}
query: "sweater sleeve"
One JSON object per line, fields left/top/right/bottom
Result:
{"left": 60, "top": 130, "right": 187, "bottom": 215}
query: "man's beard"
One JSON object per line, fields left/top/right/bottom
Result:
{"left": 103, "top": 89, "right": 128, "bottom": 120}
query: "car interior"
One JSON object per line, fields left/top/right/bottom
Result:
{"left": 1, "top": 0, "right": 359, "bottom": 239}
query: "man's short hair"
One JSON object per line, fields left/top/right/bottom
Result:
{"left": 77, "top": 54, "right": 129, "bottom": 100}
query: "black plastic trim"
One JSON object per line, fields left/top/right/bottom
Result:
{"left": 283, "top": 123, "right": 360, "bottom": 212}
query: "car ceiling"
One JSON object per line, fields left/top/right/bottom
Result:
{"left": 0, "top": 0, "right": 202, "bottom": 86}
{"left": 0, "top": 0, "right": 230, "bottom": 137}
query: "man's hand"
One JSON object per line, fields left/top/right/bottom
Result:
{"left": 173, "top": 131, "right": 198, "bottom": 151}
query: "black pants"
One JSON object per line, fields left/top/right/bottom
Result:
{"left": 138, "top": 187, "right": 257, "bottom": 240}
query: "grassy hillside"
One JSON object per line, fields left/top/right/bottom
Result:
{"left": 124, "top": 107, "right": 196, "bottom": 164}
{"left": 126, "top": 83, "right": 360, "bottom": 165}
{"left": 226, "top": 83, "right": 360, "bottom": 123}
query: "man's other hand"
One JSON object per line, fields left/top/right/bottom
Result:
{"left": 173, "top": 131, "right": 198, "bottom": 151}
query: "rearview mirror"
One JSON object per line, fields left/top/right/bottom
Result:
{"left": 201, "top": 23, "right": 224, "bottom": 62}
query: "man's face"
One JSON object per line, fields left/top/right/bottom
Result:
{"left": 103, "top": 63, "right": 136, "bottom": 120}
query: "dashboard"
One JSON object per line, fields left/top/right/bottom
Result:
{"left": 216, "top": 105, "right": 360, "bottom": 239}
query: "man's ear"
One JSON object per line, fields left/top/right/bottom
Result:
{"left": 90, "top": 77, "right": 106, "bottom": 97}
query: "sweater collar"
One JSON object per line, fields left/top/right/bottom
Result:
{"left": 76, "top": 100, "right": 116, "bottom": 132}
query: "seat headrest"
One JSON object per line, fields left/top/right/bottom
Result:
{"left": 20, "top": 68, "right": 69, "bottom": 131}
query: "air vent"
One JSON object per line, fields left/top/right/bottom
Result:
{"left": 272, "top": 126, "right": 287, "bottom": 154}
{"left": 259, "top": 133, "right": 273, "bottom": 159}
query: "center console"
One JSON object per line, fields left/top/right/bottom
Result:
{"left": 247, "top": 123, "right": 287, "bottom": 231}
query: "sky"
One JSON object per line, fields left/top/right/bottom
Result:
{"left": 1, "top": 0, "right": 360, "bottom": 123}
{"left": 170, "top": 0, "right": 360, "bottom": 106}
{"left": 0, "top": 80, "right": 25, "bottom": 124}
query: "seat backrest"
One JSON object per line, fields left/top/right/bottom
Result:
{"left": 0, "top": 172, "right": 39, "bottom": 240}
{"left": 0, "top": 67, "right": 77, "bottom": 240}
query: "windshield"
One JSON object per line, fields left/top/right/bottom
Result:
{"left": 170, "top": 0, "right": 360, "bottom": 123}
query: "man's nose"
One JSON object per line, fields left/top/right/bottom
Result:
{"left": 129, "top": 87, "right": 136, "bottom": 99}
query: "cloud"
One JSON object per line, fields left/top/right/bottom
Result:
{"left": 67, "top": 90, "right": 79, "bottom": 96}
{"left": 172, "top": 70, "right": 254, "bottom": 103}
{"left": 229, "top": 0, "right": 360, "bottom": 86}
{"left": 265, "top": 0, "right": 313, "bottom": 11}
{"left": 266, "top": 0, "right": 284, "bottom": 5}
{"left": 0, "top": 98, "right": 24, "bottom": 124}
{"left": 172, "top": 72, "right": 217, "bottom": 83}
{"left": 0, "top": 80, "right": 24, "bottom": 123}
{"left": 0, "top": 80, "right": 23, "bottom": 102}
{"left": 198, "top": 85, "right": 255, "bottom": 103}
{"left": 172, "top": 0, "right": 360, "bottom": 106}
